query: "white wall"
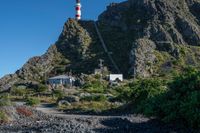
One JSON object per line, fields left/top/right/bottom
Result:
{"left": 109, "top": 74, "right": 123, "bottom": 81}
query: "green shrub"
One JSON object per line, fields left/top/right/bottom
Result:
{"left": 0, "top": 94, "right": 11, "bottom": 106}
{"left": 113, "top": 86, "right": 133, "bottom": 103}
{"left": 83, "top": 80, "right": 107, "bottom": 93}
{"left": 36, "top": 84, "right": 48, "bottom": 93}
{"left": 94, "top": 74, "right": 101, "bottom": 80}
{"left": 26, "top": 97, "right": 40, "bottom": 106}
{"left": 60, "top": 59, "right": 70, "bottom": 65}
{"left": 54, "top": 66, "right": 66, "bottom": 74}
{"left": 53, "top": 90, "right": 64, "bottom": 98}
{"left": 11, "top": 87, "right": 27, "bottom": 96}
{"left": 0, "top": 111, "right": 8, "bottom": 123}
{"left": 162, "top": 68, "right": 200, "bottom": 128}
{"left": 139, "top": 67, "right": 200, "bottom": 128}
{"left": 115, "top": 78, "right": 166, "bottom": 104}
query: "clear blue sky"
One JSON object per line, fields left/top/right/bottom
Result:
{"left": 0, "top": 0, "right": 125, "bottom": 78}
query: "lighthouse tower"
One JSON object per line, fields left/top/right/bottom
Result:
{"left": 75, "top": 0, "right": 81, "bottom": 20}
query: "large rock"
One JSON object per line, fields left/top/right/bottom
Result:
{"left": 100, "top": 0, "right": 200, "bottom": 46}
{"left": 58, "top": 96, "right": 80, "bottom": 106}
{"left": 129, "top": 38, "right": 156, "bottom": 77}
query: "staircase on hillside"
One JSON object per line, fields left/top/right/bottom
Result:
{"left": 93, "top": 21, "right": 121, "bottom": 74}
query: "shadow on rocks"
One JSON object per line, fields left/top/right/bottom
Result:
{"left": 93, "top": 118, "right": 193, "bottom": 133}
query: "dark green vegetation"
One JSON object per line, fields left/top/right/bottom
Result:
{"left": 11, "top": 83, "right": 48, "bottom": 97}
{"left": 0, "top": 111, "right": 9, "bottom": 123}
{"left": 0, "top": 94, "right": 11, "bottom": 106}
{"left": 9, "top": 83, "right": 55, "bottom": 106}
{"left": 26, "top": 97, "right": 40, "bottom": 106}
{"left": 114, "top": 67, "right": 200, "bottom": 129}
{"left": 0, "top": 94, "right": 11, "bottom": 123}
{"left": 137, "top": 68, "right": 200, "bottom": 128}
{"left": 82, "top": 75, "right": 108, "bottom": 94}
{"left": 113, "top": 78, "right": 167, "bottom": 104}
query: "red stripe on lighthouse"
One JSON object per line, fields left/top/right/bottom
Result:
{"left": 76, "top": 7, "right": 81, "bottom": 10}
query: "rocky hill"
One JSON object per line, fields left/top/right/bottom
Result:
{"left": 1, "top": 0, "right": 200, "bottom": 90}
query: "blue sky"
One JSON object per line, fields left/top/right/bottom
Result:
{"left": 0, "top": 0, "right": 125, "bottom": 78}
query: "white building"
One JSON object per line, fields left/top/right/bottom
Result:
{"left": 48, "top": 75, "right": 75, "bottom": 86}
{"left": 109, "top": 74, "right": 123, "bottom": 82}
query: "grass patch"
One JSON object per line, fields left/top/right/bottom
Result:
{"left": 10, "top": 95, "right": 56, "bottom": 104}
{"left": 80, "top": 95, "right": 107, "bottom": 102}
{"left": 0, "top": 111, "right": 9, "bottom": 123}
{"left": 0, "top": 94, "right": 12, "bottom": 106}
{"left": 82, "top": 76, "right": 108, "bottom": 94}
{"left": 60, "top": 101, "right": 118, "bottom": 113}
{"left": 26, "top": 97, "right": 40, "bottom": 107}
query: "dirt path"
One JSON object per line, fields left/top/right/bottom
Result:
{"left": 36, "top": 103, "right": 135, "bottom": 119}
{"left": 15, "top": 102, "right": 131, "bottom": 119}
{"left": 36, "top": 103, "right": 66, "bottom": 117}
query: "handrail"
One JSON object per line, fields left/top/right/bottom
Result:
{"left": 93, "top": 21, "right": 121, "bottom": 74}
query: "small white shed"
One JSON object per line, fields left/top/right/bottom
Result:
{"left": 109, "top": 74, "right": 123, "bottom": 82}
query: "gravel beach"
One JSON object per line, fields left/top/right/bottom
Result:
{"left": 0, "top": 105, "right": 192, "bottom": 133}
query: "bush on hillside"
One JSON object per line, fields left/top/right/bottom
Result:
{"left": 26, "top": 97, "right": 40, "bottom": 106}
{"left": 0, "top": 94, "right": 11, "bottom": 106}
{"left": 115, "top": 78, "right": 166, "bottom": 104}
{"left": 82, "top": 78, "right": 107, "bottom": 93}
{"left": 112, "top": 85, "right": 134, "bottom": 103}
{"left": 36, "top": 84, "right": 48, "bottom": 93}
{"left": 139, "top": 68, "right": 200, "bottom": 128}
{"left": 11, "top": 87, "right": 27, "bottom": 96}
{"left": 52, "top": 90, "right": 64, "bottom": 99}
{"left": 0, "top": 111, "right": 9, "bottom": 123}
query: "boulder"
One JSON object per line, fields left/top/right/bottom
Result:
{"left": 57, "top": 96, "right": 80, "bottom": 106}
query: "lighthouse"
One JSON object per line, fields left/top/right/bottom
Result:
{"left": 75, "top": 0, "right": 81, "bottom": 20}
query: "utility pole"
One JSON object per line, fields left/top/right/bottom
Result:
{"left": 99, "top": 59, "right": 104, "bottom": 82}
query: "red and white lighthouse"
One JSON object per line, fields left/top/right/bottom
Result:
{"left": 75, "top": 0, "right": 81, "bottom": 20}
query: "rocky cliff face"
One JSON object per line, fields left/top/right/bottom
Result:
{"left": 98, "top": 0, "right": 200, "bottom": 76}
{"left": 1, "top": 0, "right": 200, "bottom": 90}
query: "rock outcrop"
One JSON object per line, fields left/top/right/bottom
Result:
{"left": 98, "top": 0, "right": 200, "bottom": 76}
{"left": 1, "top": 0, "right": 200, "bottom": 90}
{"left": 129, "top": 38, "right": 156, "bottom": 77}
